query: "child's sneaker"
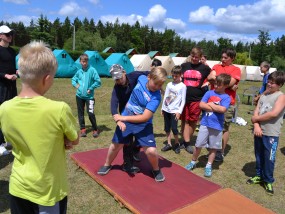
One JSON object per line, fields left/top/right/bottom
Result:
{"left": 185, "top": 161, "right": 196, "bottom": 170}
{"left": 204, "top": 166, "right": 212, "bottom": 177}
{"left": 214, "top": 151, "right": 224, "bottom": 162}
{"left": 161, "top": 144, "right": 172, "bottom": 152}
{"left": 97, "top": 165, "right": 112, "bottom": 175}
{"left": 92, "top": 130, "right": 99, "bottom": 138}
{"left": 185, "top": 145, "right": 193, "bottom": 154}
{"left": 80, "top": 129, "right": 87, "bottom": 137}
{"left": 152, "top": 169, "right": 165, "bottom": 182}
{"left": 173, "top": 143, "right": 180, "bottom": 154}
{"left": 246, "top": 176, "right": 262, "bottom": 184}
{"left": 0, "top": 144, "right": 10, "bottom": 156}
{"left": 264, "top": 182, "right": 274, "bottom": 196}
{"left": 122, "top": 163, "right": 140, "bottom": 174}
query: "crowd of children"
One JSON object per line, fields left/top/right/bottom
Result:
{"left": 0, "top": 29, "right": 284, "bottom": 212}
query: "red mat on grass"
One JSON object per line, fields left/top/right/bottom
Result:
{"left": 71, "top": 148, "right": 221, "bottom": 214}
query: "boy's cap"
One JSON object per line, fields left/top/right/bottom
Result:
{"left": 110, "top": 64, "right": 124, "bottom": 80}
{"left": 0, "top": 25, "right": 14, "bottom": 34}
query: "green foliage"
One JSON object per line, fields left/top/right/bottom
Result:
{"left": 235, "top": 52, "right": 253, "bottom": 65}
{"left": 271, "top": 56, "right": 285, "bottom": 70}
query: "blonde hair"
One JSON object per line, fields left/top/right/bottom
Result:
{"left": 18, "top": 41, "right": 57, "bottom": 82}
{"left": 149, "top": 66, "right": 167, "bottom": 82}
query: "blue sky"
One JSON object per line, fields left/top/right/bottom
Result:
{"left": 1, "top": 0, "right": 285, "bottom": 44}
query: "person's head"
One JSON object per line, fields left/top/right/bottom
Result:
{"left": 147, "top": 66, "right": 167, "bottom": 92}
{"left": 201, "top": 55, "right": 207, "bottom": 64}
{"left": 0, "top": 25, "right": 14, "bottom": 45}
{"left": 151, "top": 58, "right": 162, "bottom": 69}
{"left": 171, "top": 65, "right": 182, "bottom": 83}
{"left": 189, "top": 47, "right": 203, "bottom": 64}
{"left": 79, "top": 54, "right": 89, "bottom": 70}
{"left": 18, "top": 41, "right": 58, "bottom": 93}
{"left": 260, "top": 61, "right": 270, "bottom": 74}
{"left": 109, "top": 64, "right": 127, "bottom": 85}
{"left": 267, "top": 71, "right": 285, "bottom": 93}
{"left": 221, "top": 48, "right": 236, "bottom": 66}
{"left": 215, "top": 73, "right": 231, "bottom": 90}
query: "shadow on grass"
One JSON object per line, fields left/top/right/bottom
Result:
{"left": 0, "top": 153, "right": 14, "bottom": 170}
{"left": 280, "top": 146, "right": 285, "bottom": 156}
{"left": 86, "top": 125, "right": 112, "bottom": 134}
{"left": 0, "top": 180, "right": 10, "bottom": 213}
{"left": 242, "top": 161, "right": 256, "bottom": 177}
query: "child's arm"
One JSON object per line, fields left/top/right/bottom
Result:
{"left": 64, "top": 132, "right": 80, "bottom": 150}
{"left": 252, "top": 102, "right": 263, "bottom": 137}
{"left": 114, "top": 109, "right": 154, "bottom": 123}
{"left": 207, "top": 102, "right": 227, "bottom": 113}
{"left": 252, "top": 94, "right": 285, "bottom": 123}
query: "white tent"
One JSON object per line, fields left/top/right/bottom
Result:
{"left": 246, "top": 66, "right": 263, "bottom": 81}
{"left": 207, "top": 60, "right": 221, "bottom": 69}
{"left": 269, "top": 67, "right": 277, "bottom": 73}
{"left": 154, "top": 56, "right": 175, "bottom": 76}
{"left": 172, "top": 57, "right": 187, "bottom": 66}
{"left": 233, "top": 64, "right": 247, "bottom": 81}
{"left": 130, "top": 54, "right": 152, "bottom": 71}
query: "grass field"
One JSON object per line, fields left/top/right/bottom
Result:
{"left": 1, "top": 77, "right": 285, "bottom": 214}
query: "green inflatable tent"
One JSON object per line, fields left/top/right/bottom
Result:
{"left": 53, "top": 49, "right": 77, "bottom": 78}
{"left": 75, "top": 51, "right": 109, "bottom": 77}
{"left": 105, "top": 53, "right": 134, "bottom": 75}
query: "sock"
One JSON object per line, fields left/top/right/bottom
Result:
{"left": 206, "top": 162, "right": 212, "bottom": 168}
{"left": 191, "top": 160, "right": 196, "bottom": 165}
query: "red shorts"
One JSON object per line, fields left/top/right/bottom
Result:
{"left": 181, "top": 101, "right": 201, "bottom": 122}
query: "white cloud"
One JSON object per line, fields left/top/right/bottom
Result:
{"left": 3, "top": 0, "right": 28, "bottom": 4}
{"left": 58, "top": 2, "right": 88, "bottom": 17}
{"left": 189, "top": 0, "right": 285, "bottom": 34}
{"left": 88, "top": 0, "right": 100, "bottom": 4}
{"left": 4, "top": 15, "right": 37, "bottom": 26}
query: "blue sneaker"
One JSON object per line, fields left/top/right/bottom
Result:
{"left": 185, "top": 161, "right": 196, "bottom": 170}
{"left": 204, "top": 167, "right": 212, "bottom": 177}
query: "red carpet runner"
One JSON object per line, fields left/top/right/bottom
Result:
{"left": 71, "top": 148, "right": 221, "bottom": 214}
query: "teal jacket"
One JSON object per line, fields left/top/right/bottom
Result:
{"left": 71, "top": 65, "right": 101, "bottom": 100}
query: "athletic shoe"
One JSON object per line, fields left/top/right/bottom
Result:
{"left": 264, "top": 182, "right": 274, "bottom": 196}
{"left": 246, "top": 176, "right": 262, "bottom": 184}
{"left": 179, "top": 142, "right": 185, "bottom": 149}
{"left": 122, "top": 164, "right": 140, "bottom": 174}
{"left": 97, "top": 165, "right": 112, "bottom": 175}
{"left": 214, "top": 151, "right": 224, "bottom": 162}
{"left": 173, "top": 144, "right": 180, "bottom": 154}
{"left": 185, "top": 145, "right": 193, "bottom": 154}
{"left": 161, "top": 144, "right": 172, "bottom": 152}
{"left": 92, "top": 130, "right": 99, "bottom": 138}
{"left": 133, "top": 152, "right": 141, "bottom": 162}
{"left": 0, "top": 144, "right": 10, "bottom": 156}
{"left": 152, "top": 169, "right": 165, "bottom": 182}
{"left": 185, "top": 161, "right": 196, "bottom": 170}
{"left": 80, "top": 129, "right": 87, "bottom": 137}
{"left": 204, "top": 167, "right": 212, "bottom": 177}
{"left": 3, "top": 142, "right": 12, "bottom": 150}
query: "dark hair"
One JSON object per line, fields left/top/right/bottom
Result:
{"left": 190, "top": 47, "right": 203, "bottom": 57}
{"left": 216, "top": 73, "right": 231, "bottom": 86}
{"left": 222, "top": 48, "right": 236, "bottom": 59}
{"left": 268, "top": 71, "right": 285, "bottom": 87}
{"left": 151, "top": 58, "right": 162, "bottom": 67}
{"left": 171, "top": 65, "right": 182, "bottom": 75}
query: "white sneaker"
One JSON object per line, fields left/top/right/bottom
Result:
{"left": 0, "top": 144, "right": 10, "bottom": 156}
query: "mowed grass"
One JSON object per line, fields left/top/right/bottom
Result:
{"left": 1, "top": 77, "right": 285, "bottom": 214}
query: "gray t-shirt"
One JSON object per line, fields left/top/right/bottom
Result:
{"left": 258, "top": 91, "right": 284, "bottom": 137}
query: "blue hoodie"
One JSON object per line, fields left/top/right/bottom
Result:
{"left": 71, "top": 65, "right": 101, "bottom": 100}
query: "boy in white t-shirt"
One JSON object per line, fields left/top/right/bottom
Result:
{"left": 161, "top": 65, "right": 186, "bottom": 154}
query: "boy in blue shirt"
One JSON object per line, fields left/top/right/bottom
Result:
{"left": 185, "top": 74, "right": 231, "bottom": 177}
{"left": 98, "top": 67, "right": 167, "bottom": 182}
{"left": 72, "top": 54, "right": 101, "bottom": 138}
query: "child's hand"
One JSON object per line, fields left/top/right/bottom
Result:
{"left": 253, "top": 124, "right": 262, "bottom": 137}
{"left": 64, "top": 137, "right": 73, "bottom": 150}
{"left": 161, "top": 111, "right": 164, "bottom": 116}
{"left": 174, "top": 112, "right": 180, "bottom": 121}
{"left": 117, "top": 121, "right": 126, "bottom": 131}
{"left": 251, "top": 115, "right": 259, "bottom": 123}
{"left": 113, "top": 114, "right": 123, "bottom": 122}
{"left": 87, "top": 89, "right": 91, "bottom": 94}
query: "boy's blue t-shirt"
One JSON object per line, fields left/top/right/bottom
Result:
{"left": 122, "top": 75, "right": 161, "bottom": 124}
{"left": 200, "top": 90, "right": 231, "bottom": 131}
{"left": 259, "top": 73, "right": 270, "bottom": 94}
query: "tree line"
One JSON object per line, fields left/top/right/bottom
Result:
{"left": 1, "top": 14, "right": 285, "bottom": 69}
